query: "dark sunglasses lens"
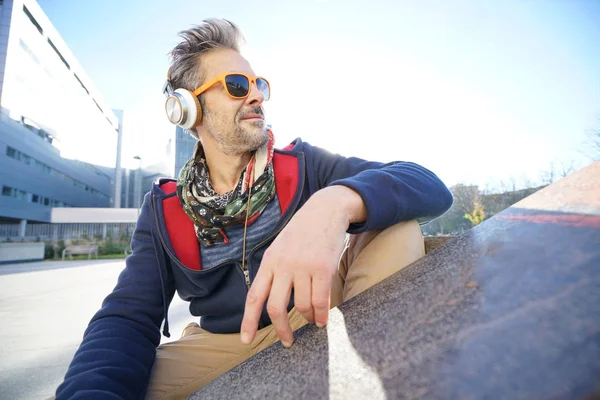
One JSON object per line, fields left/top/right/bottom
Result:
{"left": 256, "top": 78, "right": 270, "bottom": 100}
{"left": 225, "top": 74, "right": 249, "bottom": 97}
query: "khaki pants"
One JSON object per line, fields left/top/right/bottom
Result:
{"left": 146, "top": 220, "right": 425, "bottom": 399}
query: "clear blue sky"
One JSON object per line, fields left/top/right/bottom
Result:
{"left": 37, "top": 0, "right": 600, "bottom": 190}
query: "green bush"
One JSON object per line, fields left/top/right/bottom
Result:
{"left": 43, "top": 241, "right": 54, "bottom": 259}
{"left": 54, "top": 239, "right": 65, "bottom": 259}
{"left": 42, "top": 236, "right": 132, "bottom": 259}
{"left": 98, "top": 237, "right": 128, "bottom": 256}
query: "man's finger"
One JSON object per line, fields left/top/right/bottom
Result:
{"left": 240, "top": 267, "right": 273, "bottom": 344}
{"left": 294, "top": 274, "right": 314, "bottom": 323}
{"left": 266, "top": 274, "right": 294, "bottom": 347}
{"left": 312, "top": 272, "right": 331, "bottom": 328}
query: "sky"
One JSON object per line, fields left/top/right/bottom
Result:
{"left": 36, "top": 0, "right": 600, "bottom": 190}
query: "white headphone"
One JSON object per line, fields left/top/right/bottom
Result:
{"left": 162, "top": 70, "right": 203, "bottom": 129}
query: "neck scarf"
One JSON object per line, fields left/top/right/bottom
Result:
{"left": 176, "top": 130, "right": 276, "bottom": 246}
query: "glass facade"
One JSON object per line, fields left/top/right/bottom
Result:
{"left": 1, "top": 184, "right": 71, "bottom": 207}
{"left": 174, "top": 126, "right": 196, "bottom": 178}
{"left": 5, "top": 146, "right": 110, "bottom": 200}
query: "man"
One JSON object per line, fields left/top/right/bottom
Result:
{"left": 56, "top": 18, "right": 452, "bottom": 399}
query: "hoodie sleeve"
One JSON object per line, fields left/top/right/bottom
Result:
{"left": 55, "top": 192, "right": 174, "bottom": 399}
{"left": 302, "top": 142, "right": 453, "bottom": 234}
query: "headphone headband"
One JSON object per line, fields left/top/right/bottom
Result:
{"left": 162, "top": 79, "right": 173, "bottom": 96}
{"left": 163, "top": 68, "right": 174, "bottom": 96}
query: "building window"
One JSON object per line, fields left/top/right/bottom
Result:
{"left": 93, "top": 98, "right": 103, "bottom": 113}
{"left": 2, "top": 186, "right": 27, "bottom": 200}
{"left": 1, "top": 186, "right": 61, "bottom": 206}
{"left": 4, "top": 145, "right": 110, "bottom": 200}
{"left": 6, "top": 146, "right": 16, "bottom": 158}
{"left": 47, "top": 39, "right": 70, "bottom": 70}
{"left": 19, "top": 39, "right": 40, "bottom": 65}
{"left": 23, "top": 5, "right": 43, "bottom": 35}
{"left": 11, "top": 147, "right": 106, "bottom": 195}
{"left": 74, "top": 73, "right": 89, "bottom": 95}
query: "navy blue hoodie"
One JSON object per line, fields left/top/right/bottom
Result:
{"left": 56, "top": 139, "right": 453, "bottom": 399}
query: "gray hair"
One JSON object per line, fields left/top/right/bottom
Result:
{"left": 168, "top": 18, "right": 246, "bottom": 93}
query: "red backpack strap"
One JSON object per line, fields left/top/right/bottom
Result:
{"left": 273, "top": 152, "right": 299, "bottom": 215}
{"left": 160, "top": 181, "right": 201, "bottom": 271}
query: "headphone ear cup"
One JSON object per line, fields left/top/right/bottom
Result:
{"left": 164, "top": 89, "right": 203, "bottom": 129}
{"left": 176, "top": 89, "right": 202, "bottom": 129}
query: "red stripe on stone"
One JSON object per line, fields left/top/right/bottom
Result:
{"left": 498, "top": 213, "right": 600, "bottom": 229}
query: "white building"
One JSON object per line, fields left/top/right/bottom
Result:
{"left": 0, "top": 0, "right": 118, "bottom": 168}
{"left": 0, "top": 0, "right": 174, "bottom": 249}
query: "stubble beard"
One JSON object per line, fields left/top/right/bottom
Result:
{"left": 203, "top": 108, "right": 268, "bottom": 156}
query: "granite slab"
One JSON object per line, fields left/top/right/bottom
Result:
{"left": 189, "top": 161, "right": 600, "bottom": 400}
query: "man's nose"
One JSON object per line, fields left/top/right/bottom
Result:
{"left": 245, "top": 81, "right": 265, "bottom": 106}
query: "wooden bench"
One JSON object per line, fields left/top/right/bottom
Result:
{"left": 62, "top": 245, "right": 99, "bottom": 260}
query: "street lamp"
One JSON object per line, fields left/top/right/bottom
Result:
{"left": 133, "top": 156, "right": 142, "bottom": 213}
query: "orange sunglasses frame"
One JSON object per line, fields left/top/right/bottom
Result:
{"left": 192, "top": 72, "right": 270, "bottom": 100}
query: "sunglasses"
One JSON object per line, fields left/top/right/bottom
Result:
{"left": 192, "top": 73, "right": 270, "bottom": 101}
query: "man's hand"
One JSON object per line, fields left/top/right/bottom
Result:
{"left": 240, "top": 185, "right": 366, "bottom": 347}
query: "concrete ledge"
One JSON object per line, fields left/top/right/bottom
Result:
{"left": 0, "top": 242, "right": 44, "bottom": 263}
{"left": 50, "top": 208, "right": 139, "bottom": 223}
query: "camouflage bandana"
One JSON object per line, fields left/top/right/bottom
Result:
{"left": 176, "top": 130, "right": 276, "bottom": 246}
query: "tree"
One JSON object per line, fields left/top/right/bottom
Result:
{"left": 587, "top": 124, "right": 600, "bottom": 161}
{"left": 420, "top": 185, "right": 476, "bottom": 236}
{"left": 421, "top": 179, "right": 546, "bottom": 236}
{"left": 540, "top": 160, "right": 576, "bottom": 185}
{"left": 453, "top": 184, "right": 486, "bottom": 227}
{"left": 464, "top": 199, "right": 485, "bottom": 226}
{"left": 451, "top": 184, "right": 479, "bottom": 215}
{"left": 437, "top": 184, "right": 481, "bottom": 234}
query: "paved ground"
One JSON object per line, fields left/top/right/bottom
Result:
{"left": 0, "top": 259, "right": 192, "bottom": 400}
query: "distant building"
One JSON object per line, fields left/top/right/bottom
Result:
{"left": 112, "top": 109, "right": 125, "bottom": 208}
{"left": 174, "top": 126, "right": 196, "bottom": 179}
{"left": 0, "top": 0, "right": 118, "bottom": 225}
